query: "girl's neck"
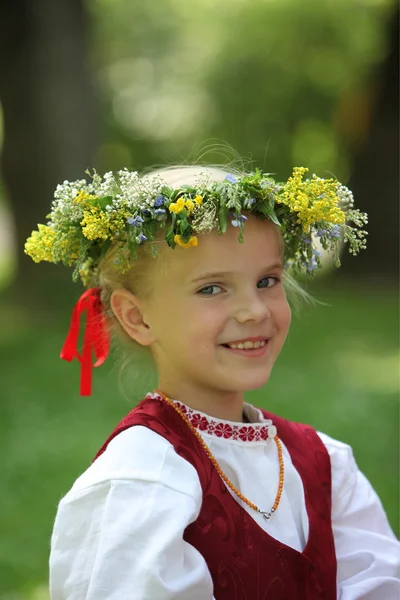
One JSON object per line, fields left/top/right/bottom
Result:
{"left": 156, "top": 380, "right": 246, "bottom": 423}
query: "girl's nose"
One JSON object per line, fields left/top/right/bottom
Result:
{"left": 234, "top": 292, "right": 271, "bottom": 324}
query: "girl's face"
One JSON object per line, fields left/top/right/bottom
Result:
{"left": 142, "top": 216, "right": 291, "bottom": 399}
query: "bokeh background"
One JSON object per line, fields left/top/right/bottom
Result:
{"left": 0, "top": 0, "right": 398, "bottom": 597}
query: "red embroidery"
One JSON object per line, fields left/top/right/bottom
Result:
{"left": 191, "top": 413, "right": 209, "bottom": 431}
{"left": 214, "top": 422, "right": 233, "bottom": 438}
{"left": 238, "top": 427, "right": 255, "bottom": 442}
{"left": 172, "top": 397, "right": 272, "bottom": 443}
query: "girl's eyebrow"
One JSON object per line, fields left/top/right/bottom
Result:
{"left": 191, "top": 262, "right": 283, "bottom": 283}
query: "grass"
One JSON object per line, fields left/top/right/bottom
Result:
{"left": 0, "top": 282, "right": 398, "bottom": 598}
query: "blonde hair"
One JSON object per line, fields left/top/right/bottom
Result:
{"left": 98, "top": 165, "right": 314, "bottom": 397}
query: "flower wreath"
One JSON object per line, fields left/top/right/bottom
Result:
{"left": 25, "top": 166, "right": 367, "bottom": 288}
{"left": 24, "top": 165, "right": 368, "bottom": 395}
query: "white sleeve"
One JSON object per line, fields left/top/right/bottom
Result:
{"left": 49, "top": 427, "right": 215, "bottom": 600}
{"left": 319, "top": 433, "right": 400, "bottom": 600}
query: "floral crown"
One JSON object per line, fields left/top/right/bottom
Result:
{"left": 25, "top": 165, "right": 368, "bottom": 396}
{"left": 25, "top": 166, "right": 367, "bottom": 287}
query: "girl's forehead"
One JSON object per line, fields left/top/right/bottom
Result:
{"left": 161, "top": 218, "right": 281, "bottom": 279}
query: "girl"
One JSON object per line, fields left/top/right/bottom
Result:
{"left": 26, "top": 165, "right": 398, "bottom": 599}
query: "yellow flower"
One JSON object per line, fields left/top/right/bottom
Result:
{"left": 279, "top": 167, "right": 345, "bottom": 232}
{"left": 185, "top": 199, "right": 195, "bottom": 213}
{"left": 80, "top": 205, "right": 130, "bottom": 241}
{"left": 74, "top": 191, "right": 98, "bottom": 204}
{"left": 81, "top": 208, "right": 109, "bottom": 240}
{"left": 24, "top": 224, "right": 57, "bottom": 263}
{"left": 169, "top": 197, "right": 186, "bottom": 214}
{"left": 194, "top": 195, "right": 203, "bottom": 205}
{"left": 174, "top": 234, "right": 198, "bottom": 248}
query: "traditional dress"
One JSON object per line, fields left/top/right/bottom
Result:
{"left": 50, "top": 393, "right": 399, "bottom": 599}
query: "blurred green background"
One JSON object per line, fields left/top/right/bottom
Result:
{"left": 0, "top": 0, "right": 398, "bottom": 598}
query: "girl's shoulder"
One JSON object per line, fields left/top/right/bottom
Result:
{"left": 66, "top": 425, "right": 202, "bottom": 501}
{"left": 316, "top": 431, "right": 353, "bottom": 456}
{"left": 316, "top": 431, "right": 362, "bottom": 504}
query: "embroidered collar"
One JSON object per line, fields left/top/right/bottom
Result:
{"left": 147, "top": 393, "right": 276, "bottom": 444}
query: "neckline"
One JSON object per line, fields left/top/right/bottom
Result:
{"left": 146, "top": 392, "right": 275, "bottom": 444}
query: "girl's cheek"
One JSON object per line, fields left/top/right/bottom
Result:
{"left": 282, "top": 304, "right": 292, "bottom": 330}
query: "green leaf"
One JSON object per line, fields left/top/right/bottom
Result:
{"left": 160, "top": 185, "right": 172, "bottom": 197}
{"left": 95, "top": 196, "right": 113, "bottom": 210}
{"left": 256, "top": 201, "right": 280, "bottom": 225}
{"left": 170, "top": 189, "right": 183, "bottom": 201}
{"left": 266, "top": 210, "right": 280, "bottom": 226}
{"left": 165, "top": 224, "right": 175, "bottom": 247}
{"left": 245, "top": 185, "right": 261, "bottom": 196}
{"left": 218, "top": 204, "right": 228, "bottom": 233}
{"left": 179, "top": 216, "right": 192, "bottom": 236}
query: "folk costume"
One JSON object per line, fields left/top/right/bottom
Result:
{"left": 50, "top": 393, "right": 399, "bottom": 599}
{"left": 25, "top": 166, "right": 399, "bottom": 598}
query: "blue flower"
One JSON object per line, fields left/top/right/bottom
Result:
{"left": 306, "top": 249, "right": 321, "bottom": 273}
{"left": 328, "top": 225, "right": 341, "bottom": 239}
{"left": 127, "top": 215, "right": 145, "bottom": 227}
{"left": 231, "top": 214, "right": 247, "bottom": 227}
{"left": 302, "top": 236, "right": 312, "bottom": 244}
{"left": 136, "top": 233, "right": 147, "bottom": 244}
{"left": 225, "top": 174, "right": 237, "bottom": 184}
{"left": 154, "top": 195, "right": 165, "bottom": 207}
{"left": 306, "top": 257, "right": 318, "bottom": 273}
{"left": 316, "top": 229, "right": 328, "bottom": 237}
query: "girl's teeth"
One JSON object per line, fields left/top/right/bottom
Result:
{"left": 228, "top": 340, "right": 266, "bottom": 349}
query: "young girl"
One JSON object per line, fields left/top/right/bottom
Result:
{"left": 26, "top": 164, "right": 398, "bottom": 599}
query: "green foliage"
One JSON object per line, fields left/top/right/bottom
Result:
{"left": 90, "top": 0, "right": 394, "bottom": 179}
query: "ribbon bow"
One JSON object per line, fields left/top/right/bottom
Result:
{"left": 60, "top": 288, "right": 110, "bottom": 396}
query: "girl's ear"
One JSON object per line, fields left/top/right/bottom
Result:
{"left": 110, "top": 289, "right": 156, "bottom": 346}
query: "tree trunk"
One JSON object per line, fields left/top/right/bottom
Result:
{"left": 0, "top": 0, "right": 98, "bottom": 308}
{"left": 341, "top": 8, "right": 399, "bottom": 279}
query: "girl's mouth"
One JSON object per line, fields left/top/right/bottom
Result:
{"left": 220, "top": 338, "right": 270, "bottom": 357}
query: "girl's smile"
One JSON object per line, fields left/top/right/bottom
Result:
{"left": 220, "top": 337, "right": 270, "bottom": 357}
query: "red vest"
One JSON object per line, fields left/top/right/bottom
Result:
{"left": 95, "top": 396, "right": 337, "bottom": 599}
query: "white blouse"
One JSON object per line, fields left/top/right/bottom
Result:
{"left": 50, "top": 396, "right": 399, "bottom": 599}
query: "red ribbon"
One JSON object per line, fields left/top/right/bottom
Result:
{"left": 60, "top": 288, "right": 110, "bottom": 396}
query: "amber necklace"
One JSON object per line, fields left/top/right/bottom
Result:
{"left": 156, "top": 391, "right": 285, "bottom": 520}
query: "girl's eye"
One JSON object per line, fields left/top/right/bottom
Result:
{"left": 257, "top": 276, "right": 279, "bottom": 289}
{"left": 197, "top": 285, "right": 223, "bottom": 296}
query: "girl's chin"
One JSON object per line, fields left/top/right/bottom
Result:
{"left": 229, "top": 372, "right": 272, "bottom": 392}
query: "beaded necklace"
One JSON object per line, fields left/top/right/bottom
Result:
{"left": 157, "top": 391, "right": 285, "bottom": 520}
